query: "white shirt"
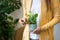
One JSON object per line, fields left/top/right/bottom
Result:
{"left": 30, "top": 0, "right": 41, "bottom": 39}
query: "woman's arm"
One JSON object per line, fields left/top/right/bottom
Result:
{"left": 41, "top": 16, "right": 60, "bottom": 31}
{"left": 33, "top": 15, "right": 60, "bottom": 33}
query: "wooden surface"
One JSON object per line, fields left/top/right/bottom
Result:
{"left": 14, "top": 27, "right": 25, "bottom": 40}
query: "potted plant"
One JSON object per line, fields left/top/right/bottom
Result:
{"left": 27, "top": 12, "right": 38, "bottom": 31}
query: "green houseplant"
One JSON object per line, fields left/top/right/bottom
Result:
{"left": 0, "top": 14, "right": 19, "bottom": 40}
{"left": 0, "top": 0, "right": 21, "bottom": 40}
{"left": 27, "top": 12, "right": 38, "bottom": 31}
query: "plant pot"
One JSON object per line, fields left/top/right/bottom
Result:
{"left": 29, "top": 24, "right": 39, "bottom": 40}
{"left": 29, "top": 24, "right": 37, "bottom": 31}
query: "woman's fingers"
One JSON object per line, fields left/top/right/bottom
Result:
{"left": 33, "top": 27, "right": 40, "bottom": 34}
{"left": 21, "top": 19, "right": 24, "bottom": 22}
{"left": 19, "top": 18, "right": 28, "bottom": 26}
{"left": 19, "top": 18, "right": 27, "bottom": 26}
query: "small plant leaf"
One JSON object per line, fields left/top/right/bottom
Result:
{"left": 34, "top": 14, "right": 38, "bottom": 18}
{"left": 27, "top": 12, "right": 38, "bottom": 24}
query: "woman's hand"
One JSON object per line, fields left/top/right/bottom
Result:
{"left": 19, "top": 18, "right": 27, "bottom": 26}
{"left": 33, "top": 24, "right": 48, "bottom": 34}
{"left": 33, "top": 27, "right": 41, "bottom": 34}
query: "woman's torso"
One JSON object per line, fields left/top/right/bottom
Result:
{"left": 30, "top": 0, "right": 41, "bottom": 40}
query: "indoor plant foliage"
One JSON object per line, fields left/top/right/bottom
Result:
{"left": 0, "top": 0, "right": 21, "bottom": 40}
{"left": 0, "top": 14, "right": 19, "bottom": 40}
{"left": 27, "top": 12, "right": 38, "bottom": 31}
{"left": 0, "top": 0, "right": 21, "bottom": 14}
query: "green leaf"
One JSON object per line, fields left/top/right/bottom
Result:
{"left": 34, "top": 14, "right": 38, "bottom": 18}
{"left": 14, "top": 19, "right": 19, "bottom": 24}
{"left": 27, "top": 12, "right": 38, "bottom": 24}
{"left": 8, "top": 16, "right": 13, "bottom": 20}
